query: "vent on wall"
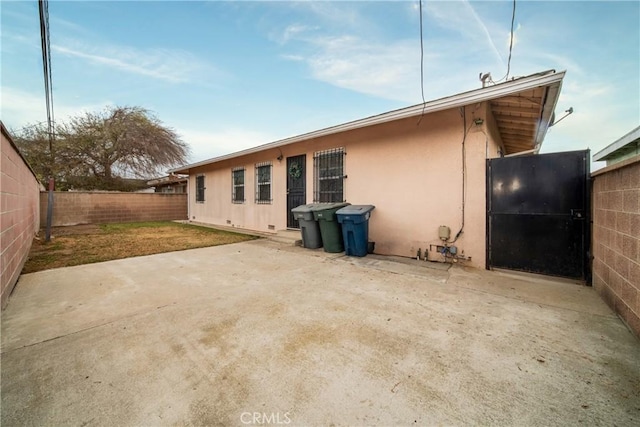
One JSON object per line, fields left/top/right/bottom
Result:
{"left": 268, "top": 225, "right": 275, "bottom": 230}
{"left": 226, "top": 220, "right": 231, "bottom": 224}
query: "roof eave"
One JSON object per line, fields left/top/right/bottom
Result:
{"left": 171, "top": 70, "right": 566, "bottom": 174}
{"left": 593, "top": 125, "right": 640, "bottom": 161}
{"left": 533, "top": 78, "right": 563, "bottom": 154}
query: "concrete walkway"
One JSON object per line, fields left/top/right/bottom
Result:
{"left": 1, "top": 239, "right": 638, "bottom": 426}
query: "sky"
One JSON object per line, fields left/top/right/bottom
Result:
{"left": 1, "top": 0, "right": 639, "bottom": 171}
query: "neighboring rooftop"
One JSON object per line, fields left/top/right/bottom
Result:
{"left": 593, "top": 125, "right": 640, "bottom": 165}
{"left": 172, "top": 69, "right": 565, "bottom": 175}
{"left": 146, "top": 174, "right": 188, "bottom": 187}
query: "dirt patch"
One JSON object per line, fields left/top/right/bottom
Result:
{"left": 24, "top": 222, "right": 257, "bottom": 273}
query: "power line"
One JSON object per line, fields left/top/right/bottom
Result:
{"left": 419, "top": 0, "right": 425, "bottom": 105}
{"left": 39, "top": 0, "right": 56, "bottom": 243}
{"left": 38, "top": 0, "right": 55, "bottom": 153}
{"left": 505, "top": 0, "right": 516, "bottom": 80}
{"left": 494, "top": 0, "right": 517, "bottom": 83}
{"left": 417, "top": 0, "right": 426, "bottom": 125}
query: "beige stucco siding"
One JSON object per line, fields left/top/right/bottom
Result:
{"left": 188, "top": 104, "right": 501, "bottom": 269}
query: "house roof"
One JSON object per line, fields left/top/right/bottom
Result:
{"left": 171, "top": 69, "right": 565, "bottom": 174}
{"left": 593, "top": 125, "right": 640, "bottom": 162}
{"left": 146, "top": 174, "right": 188, "bottom": 187}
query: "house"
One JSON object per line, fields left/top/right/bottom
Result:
{"left": 593, "top": 125, "right": 640, "bottom": 166}
{"left": 171, "top": 70, "right": 565, "bottom": 270}
{"left": 146, "top": 174, "right": 188, "bottom": 193}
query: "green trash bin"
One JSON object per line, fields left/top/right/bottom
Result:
{"left": 312, "top": 202, "right": 350, "bottom": 253}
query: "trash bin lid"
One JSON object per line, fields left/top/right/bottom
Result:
{"left": 291, "top": 203, "right": 330, "bottom": 213}
{"left": 310, "top": 202, "right": 350, "bottom": 211}
{"left": 336, "top": 205, "right": 375, "bottom": 224}
{"left": 336, "top": 205, "right": 375, "bottom": 216}
{"left": 312, "top": 202, "right": 350, "bottom": 221}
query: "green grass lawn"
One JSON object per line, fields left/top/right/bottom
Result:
{"left": 24, "top": 221, "right": 258, "bottom": 273}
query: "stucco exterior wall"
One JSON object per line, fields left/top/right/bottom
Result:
{"left": 591, "top": 155, "right": 640, "bottom": 337}
{"left": 1, "top": 125, "right": 41, "bottom": 309}
{"left": 40, "top": 192, "right": 188, "bottom": 227}
{"left": 188, "top": 104, "right": 500, "bottom": 269}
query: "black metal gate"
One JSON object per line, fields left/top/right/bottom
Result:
{"left": 487, "top": 150, "right": 590, "bottom": 280}
{"left": 286, "top": 155, "right": 306, "bottom": 229}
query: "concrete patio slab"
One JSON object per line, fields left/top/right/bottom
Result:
{"left": 1, "top": 239, "right": 639, "bottom": 426}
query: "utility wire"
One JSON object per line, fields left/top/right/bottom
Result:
{"left": 39, "top": 0, "right": 55, "bottom": 243}
{"left": 495, "top": 0, "right": 517, "bottom": 83}
{"left": 419, "top": 0, "right": 425, "bottom": 105}
{"left": 38, "top": 0, "right": 55, "bottom": 153}
{"left": 417, "top": 0, "right": 426, "bottom": 125}
{"left": 450, "top": 107, "right": 466, "bottom": 244}
{"left": 505, "top": 0, "right": 516, "bottom": 80}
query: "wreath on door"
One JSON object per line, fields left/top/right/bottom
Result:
{"left": 289, "top": 162, "right": 302, "bottom": 180}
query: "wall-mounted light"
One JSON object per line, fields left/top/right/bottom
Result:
{"left": 277, "top": 154, "right": 283, "bottom": 162}
{"left": 549, "top": 107, "right": 573, "bottom": 127}
{"left": 474, "top": 118, "right": 484, "bottom": 126}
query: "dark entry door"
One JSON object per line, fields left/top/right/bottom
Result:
{"left": 286, "top": 155, "right": 306, "bottom": 229}
{"left": 487, "top": 150, "right": 590, "bottom": 280}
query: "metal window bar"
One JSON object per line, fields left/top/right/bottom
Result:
{"left": 232, "top": 167, "right": 245, "bottom": 203}
{"left": 196, "top": 175, "right": 205, "bottom": 202}
{"left": 313, "top": 148, "right": 345, "bottom": 202}
{"left": 255, "top": 162, "right": 272, "bottom": 204}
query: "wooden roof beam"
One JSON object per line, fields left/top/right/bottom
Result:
{"left": 492, "top": 105, "right": 542, "bottom": 116}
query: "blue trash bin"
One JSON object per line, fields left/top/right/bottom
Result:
{"left": 336, "top": 205, "right": 375, "bottom": 257}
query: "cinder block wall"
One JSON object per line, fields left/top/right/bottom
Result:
{"left": 1, "top": 124, "right": 41, "bottom": 309}
{"left": 592, "top": 156, "right": 640, "bottom": 337}
{"left": 39, "top": 192, "right": 188, "bottom": 227}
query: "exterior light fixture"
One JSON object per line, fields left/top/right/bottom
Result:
{"left": 474, "top": 118, "right": 484, "bottom": 125}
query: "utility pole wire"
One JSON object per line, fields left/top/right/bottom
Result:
{"left": 495, "top": 0, "right": 517, "bottom": 83}
{"left": 38, "top": 0, "right": 55, "bottom": 153}
{"left": 505, "top": 0, "right": 516, "bottom": 81}
{"left": 417, "top": 0, "right": 426, "bottom": 126}
{"left": 419, "top": 0, "right": 425, "bottom": 105}
{"left": 38, "top": 0, "right": 55, "bottom": 242}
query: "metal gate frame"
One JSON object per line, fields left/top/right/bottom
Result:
{"left": 486, "top": 150, "right": 591, "bottom": 282}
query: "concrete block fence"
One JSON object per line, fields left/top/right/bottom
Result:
{"left": 39, "top": 192, "right": 188, "bottom": 227}
{"left": 592, "top": 155, "right": 640, "bottom": 337}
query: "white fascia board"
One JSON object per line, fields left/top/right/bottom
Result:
{"left": 593, "top": 125, "right": 640, "bottom": 161}
{"left": 533, "top": 79, "right": 563, "bottom": 153}
{"left": 171, "top": 70, "right": 566, "bottom": 174}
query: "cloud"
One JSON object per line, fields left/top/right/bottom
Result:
{"left": 0, "top": 86, "right": 110, "bottom": 131}
{"left": 52, "top": 40, "right": 220, "bottom": 84}
{"left": 275, "top": 24, "right": 319, "bottom": 44}
{"left": 280, "top": 35, "right": 422, "bottom": 104}
{"left": 273, "top": 0, "right": 511, "bottom": 104}
{"left": 281, "top": 30, "right": 501, "bottom": 105}
{"left": 425, "top": 0, "right": 505, "bottom": 66}
{"left": 280, "top": 54, "right": 305, "bottom": 62}
{"left": 541, "top": 78, "right": 632, "bottom": 156}
{"left": 299, "top": 1, "right": 368, "bottom": 31}
{"left": 177, "top": 127, "right": 277, "bottom": 163}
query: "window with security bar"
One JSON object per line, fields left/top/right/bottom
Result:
{"left": 195, "top": 175, "right": 205, "bottom": 202}
{"left": 314, "top": 148, "right": 345, "bottom": 202}
{"left": 255, "top": 162, "right": 272, "bottom": 204}
{"left": 232, "top": 168, "right": 245, "bottom": 203}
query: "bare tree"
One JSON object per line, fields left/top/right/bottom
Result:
{"left": 14, "top": 106, "right": 190, "bottom": 191}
